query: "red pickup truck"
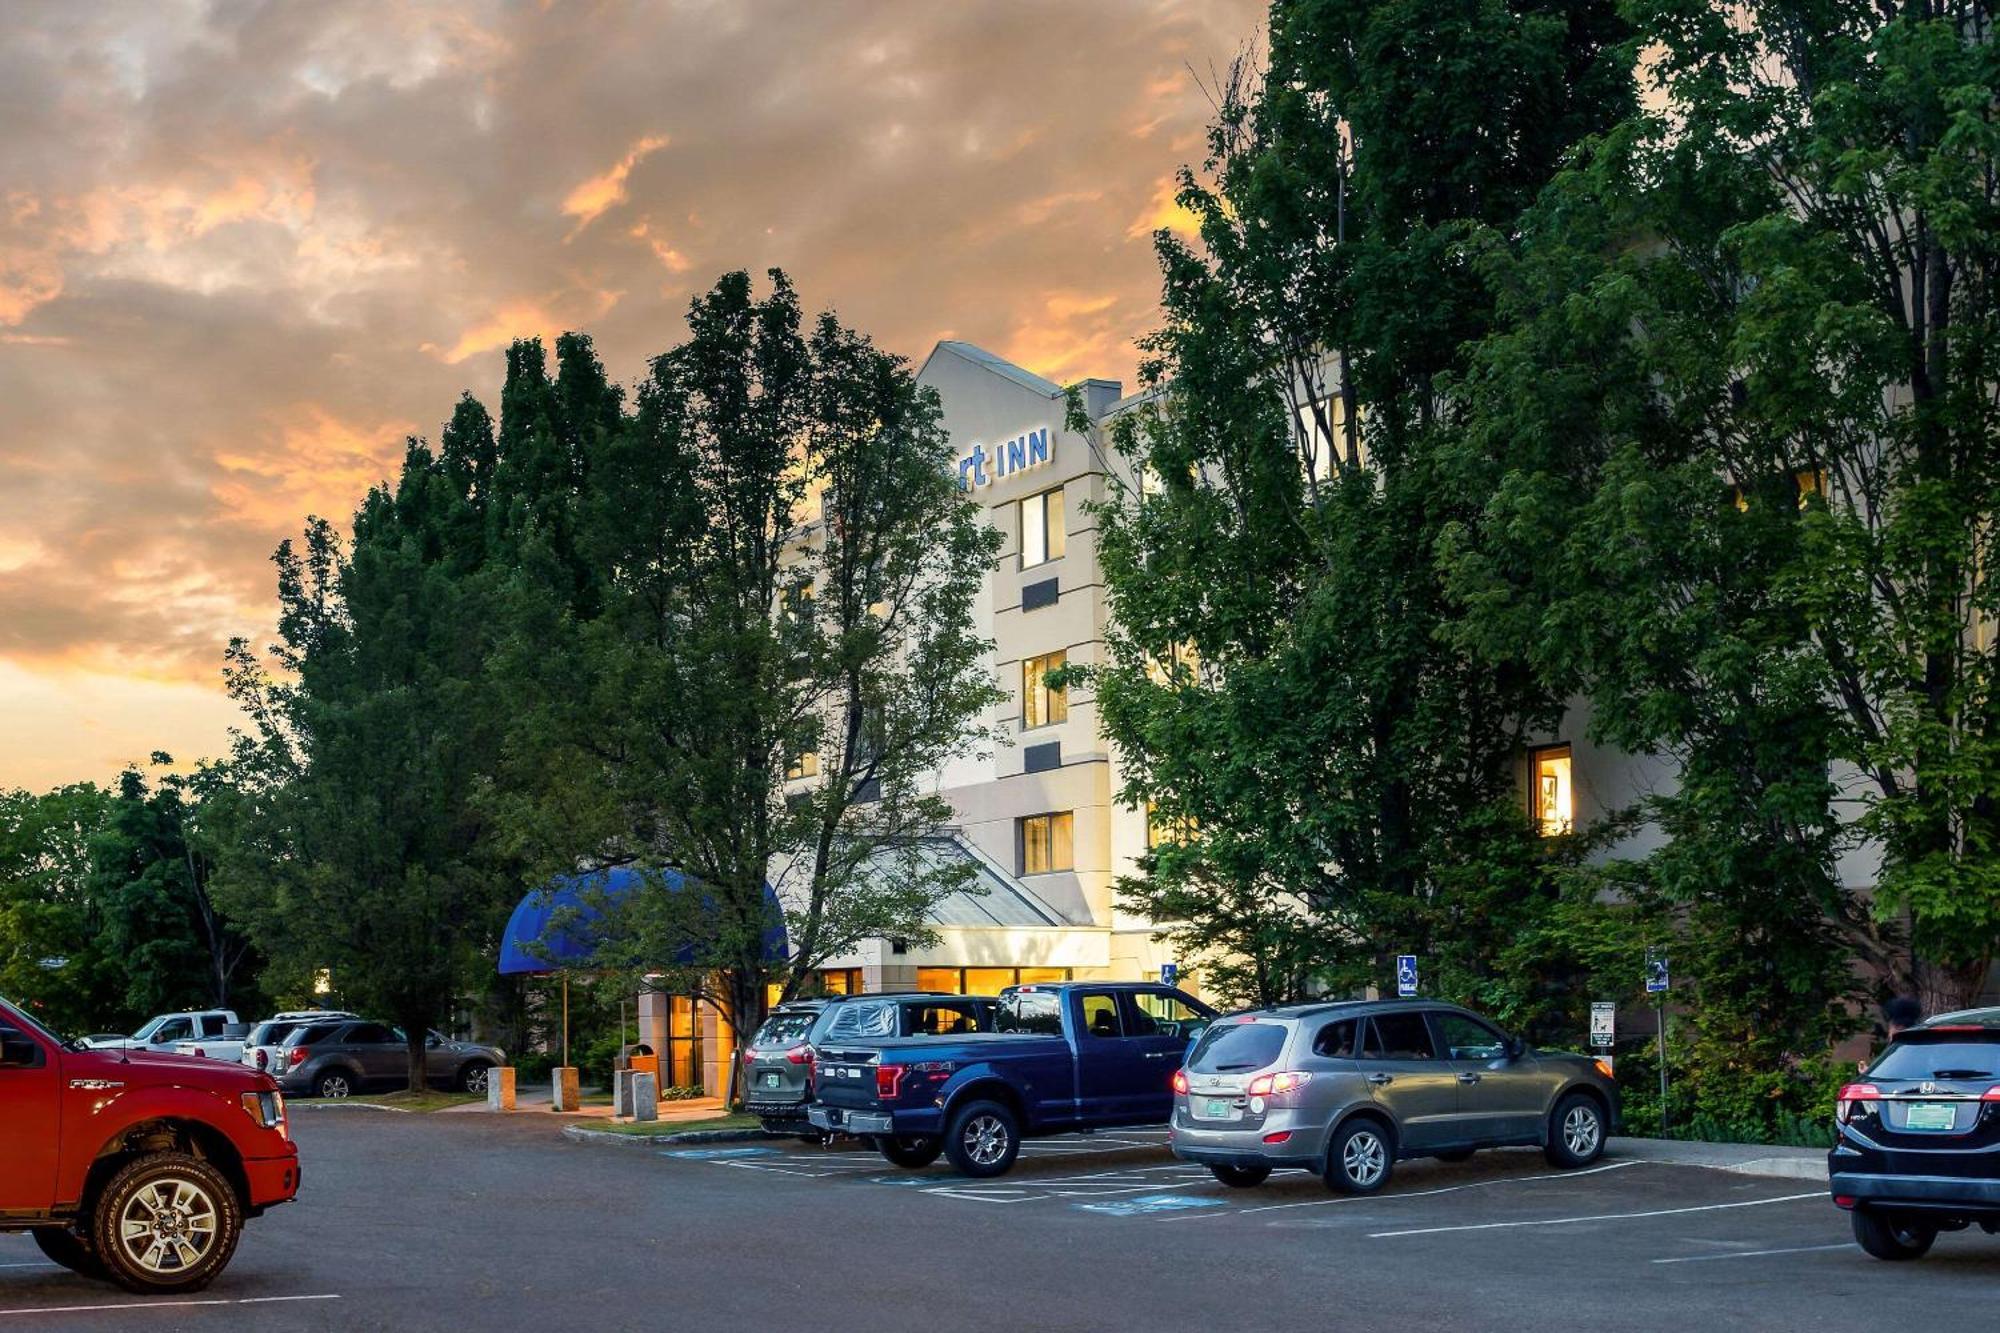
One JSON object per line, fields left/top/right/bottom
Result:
{"left": 0, "top": 994, "right": 300, "bottom": 1294}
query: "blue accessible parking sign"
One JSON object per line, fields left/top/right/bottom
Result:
{"left": 1396, "top": 954, "right": 1418, "bottom": 997}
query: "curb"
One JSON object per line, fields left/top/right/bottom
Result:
{"left": 562, "top": 1125, "right": 777, "bottom": 1148}
{"left": 289, "top": 1101, "right": 412, "bottom": 1114}
{"left": 1716, "top": 1156, "right": 1827, "bottom": 1181}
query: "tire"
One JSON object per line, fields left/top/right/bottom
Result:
{"left": 942, "top": 1100, "right": 1021, "bottom": 1178}
{"left": 1545, "top": 1092, "right": 1606, "bottom": 1168}
{"left": 87, "top": 1152, "right": 242, "bottom": 1295}
{"left": 1852, "top": 1208, "right": 1937, "bottom": 1261}
{"left": 1324, "top": 1118, "right": 1393, "bottom": 1195}
{"left": 877, "top": 1134, "right": 945, "bottom": 1169}
{"left": 1435, "top": 1148, "right": 1476, "bottom": 1163}
{"left": 31, "top": 1226, "right": 107, "bottom": 1280}
{"left": 459, "top": 1062, "right": 493, "bottom": 1095}
{"left": 314, "top": 1069, "right": 353, "bottom": 1099}
{"left": 1209, "top": 1163, "right": 1273, "bottom": 1189}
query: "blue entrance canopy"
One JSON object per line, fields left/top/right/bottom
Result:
{"left": 497, "top": 866, "right": 788, "bottom": 976}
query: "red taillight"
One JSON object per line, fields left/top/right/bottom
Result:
{"left": 1262, "top": 1130, "right": 1292, "bottom": 1145}
{"left": 1981, "top": 1086, "right": 2000, "bottom": 1102}
{"left": 191, "top": 1047, "right": 205, "bottom": 1058}
{"left": 1247, "top": 1071, "right": 1312, "bottom": 1096}
{"left": 290, "top": 1048, "right": 310, "bottom": 1069}
{"left": 1171, "top": 1069, "right": 1189, "bottom": 1095}
{"left": 1833, "top": 1195, "right": 1856, "bottom": 1209}
{"left": 876, "top": 1064, "right": 906, "bottom": 1100}
{"left": 255, "top": 1049, "right": 268, "bottom": 1069}
{"left": 742, "top": 1049, "right": 757, "bottom": 1067}
{"left": 786, "top": 1045, "right": 813, "bottom": 1066}
{"left": 1837, "top": 1083, "right": 1881, "bottom": 1122}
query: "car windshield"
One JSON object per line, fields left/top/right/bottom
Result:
{"left": 129, "top": 1015, "right": 166, "bottom": 1041}
{"left": 754, "top": 1013, "right": 818, "bottom": 1048}
{"left": 0, "top": 996, "right": 76, "bottom": 1049}
{"left": 1187, "top": 1019, "right": 1289, "bottom": 1074}
{"left": 1868, "top": 1034, "right": 2000, "bottom": 1081}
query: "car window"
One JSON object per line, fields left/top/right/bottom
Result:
{"left": 344, "top": 1023, "right": 395, "bottom": 1045}
{"left": 1363, "top": 1012, "right": 1438, "bottom": 1060}
{"left": 1078, "top": 993, "right": 1124, "bottom": 1039}
{"left": 1188, "top": 1020, "right": 1288, "bottom": 1073}
{"left": 197, "top": 1014, "right": 227, "bottom": 1038}
{"left": 286, "top": 1022, "right": 343, "bottom": 1046}
{"left": 1129, "top": 992, "right": 1209, "bottom": 1038}
{"left": 1313, "top": 1018, "right": 1360, "bottom": 1058}
{"left": 755, "top": 1013, "right": 818, "bottom": 1048}
{"left": 823, "top": 1001, "right": 899, "bottom": 1041}
{"left": 151, "top": 1018, "right": 191, "bottom": 1044}
{"left": 1434, "top": 1013, "right": 1507, "bottom": 1060}
{"left": 907, "top": 1003, "right": 984, "bottom": 1036}
{"left": 1867, "top": 1034, "right": 2000, "bottom": 1081}
{"left": 995, "top": 991, "right": 1062, "bottom": 1035}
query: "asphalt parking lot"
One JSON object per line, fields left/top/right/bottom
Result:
{"left": 6, "top": 1113, "right": 2000, "bottom": 1330}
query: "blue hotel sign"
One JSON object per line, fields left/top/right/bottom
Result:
{"left": 957, "top": 426, "right": 1053, "bottom": 491}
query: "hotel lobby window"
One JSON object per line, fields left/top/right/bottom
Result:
{"left": 1531, "top": 744, "right": 1573, "bottom": 836}
{"left": 1022, "top": 650, "right": 1068, "bottom": 729}
{"left": 915, "top": 966, "right": 1072, "bottom": 995}
{"left": 1021, "top": 486, "right": 1066, "bottom": 568}
{"left": 1019, "top": 811, "right": 1074, "bottom": 875}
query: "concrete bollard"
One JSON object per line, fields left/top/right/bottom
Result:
{"left": 487, "top": 1065, "right": 517, "bottom": 1112}
{"left": 613, "top": 1068, "right": 636, "bottom": 1117}
{"left": 552, "top": 1065, "right": 580, "bottom": 1112}
{"left": 632, "top": 1072, "right": 658, "bottom": 1122}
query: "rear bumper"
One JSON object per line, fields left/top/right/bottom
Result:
{"left": 243, "top": 1152, "right": 301, "bottom": 1211}
{"left": 1831, "top": 1170, "right": 2000, "bottom": 1214}
{"left": 1171, "top": 1109, "right": 1324, "bottom": 1171}
{"left": 807, "top": 1105, "right": 900, "bottom": 1136}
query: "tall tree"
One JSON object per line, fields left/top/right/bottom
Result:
{"left": 0, "top": 782, "right": 116, "bottom": 1033}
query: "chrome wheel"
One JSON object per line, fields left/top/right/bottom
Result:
{"left": 318, "top": 1073, "right": 350, "bottom": 1098}
{"left": 1562, "top": 1104, "right": 1602, "bottom": 1157}
{"left": 961, "top": 1114, "right": 1009, "bottom": 1167}
{"left": 463, "top": 1064, "right": 490, "bottom": 1095}
{"left": 115, "top": 1178, "right": 218, "bottom": 1277}
{"left": 1342, "top": 1130, "right": 1388, "bottom": 1188}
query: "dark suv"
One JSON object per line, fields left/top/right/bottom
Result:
{"left": 743, "top": 992, "right": 998, "bottom": 1136}
{"left": 1831, "top": 1009, "right": 2000, "bottom": 1259}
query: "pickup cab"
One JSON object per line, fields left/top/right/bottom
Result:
{"left": 808, "top": 982, "right": 1216, "bottom": 1177}
{"left": 88, "top": 1009, "right": 241, "bottom": 1054}
{"left": 0, "top": 994, "right": 299, "bottom": 1294}
{"left": 174, "top": 1022, "right": 252, "bottom": 1064}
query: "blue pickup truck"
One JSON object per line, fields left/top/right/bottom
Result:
{"left": 806, "top": 982, "right": 1217, "bottom": 1176}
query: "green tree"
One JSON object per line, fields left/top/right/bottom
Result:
{"left": 1082, "top": 1, "right": 1632, "bottom": 1025}
{"left": 0, "top": 782, "right": 116, "bottom": 1033}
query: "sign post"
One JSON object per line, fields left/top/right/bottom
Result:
{"left": 1645, "top": 951, "right": 1670, "bottom": 1131}
{"left": 1395, "top": 954, "right": 1418, "bottom": 999}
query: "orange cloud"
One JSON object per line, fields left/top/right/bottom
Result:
{"left": 1003, "top": 290, "right": 1129, "bottom": 386}
{"left": 211, "top": 405, "right": 414, "bottom": 529}
{"left": 628, "top": 219, "right": 693, "bottom": 274}
{"left": 1127, "top": 173, "right": 1203, "bottom": 241}
{"left": 562, "top": 135, "right": 669, "bottom": 234}
{"left": 424, "top": 287, "right": 623, "bottom": 365}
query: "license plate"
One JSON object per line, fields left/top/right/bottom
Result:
{"left": 1200, "top": 1097, "right": 1240, "bottom": 1121}
{"left": 1906, "top": 1101, "right": 1957, "bottom": 1131}
{"left": 762, "top": 1072, "right": 781, "bottom": 1089}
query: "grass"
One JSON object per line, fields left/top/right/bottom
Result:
{"left": 586, "top": 1113, "right": 767, "bottom": 1137}
{"left": 316, "top": 1089, "right": 486, "bottom": 1113}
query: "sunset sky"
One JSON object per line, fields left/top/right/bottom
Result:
{"left": 0, "top": 0, "right": 1263, "bottom": 792}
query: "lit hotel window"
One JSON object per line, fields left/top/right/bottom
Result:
{"left": 1022, "top": 486, "right": 1066, "bottom": 568}
{"left": 1022, "top": 650, "right": 1068, "bottom": 729}
{"left": 1532, "top": 745, "right": 1573, "bottom": 836}
{"left": 786, "top": 750, "right": 819, "bottom": 780}
{"left": 1019, "top": 812, "right": 1074, "bottom": 875}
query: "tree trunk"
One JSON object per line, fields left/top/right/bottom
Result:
{"left": 405, "top": 1028, "right": 430, "bottom": 1095}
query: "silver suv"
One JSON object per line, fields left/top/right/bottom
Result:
{"left": 1170, "top": 1000, "right": 1618, "bottom": 1193}
{"left": 274, "top": 1019, "right": 504, "bottom": 1098}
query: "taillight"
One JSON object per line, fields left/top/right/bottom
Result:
{"left": 191, "top": 1047, "right": 205, "bottom": 1058}
{"left": 255, "top": 1049, "right": 268, "bottom": 1069}
{"left": 1170, "top": 1069, "right": 1189, "bottom": 1095}
{"left": 1247, "top": 1071, "right": 1312, "bottom": 1096}
{"left": 786, "top": 1045, "right": 813, "bottom": 1066}
{"left": 876, "top": 1064, "right": 906, "bottom": 1100}
{"left": 290, "top": 1047, "right": 310, "bottom": 1069}
{"left": 1262, "top": 1130, "right": 1292, "bottom": 1144}
{"left": 1837, "top": 1083, "right": 1880, "bottom": 1122}
{"left": 742, "top": 1049, "right": 757, "bottom": 1068}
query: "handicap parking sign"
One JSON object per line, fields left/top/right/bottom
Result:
{"left": 1159, "top": 962, "right": 1178, "bottom": 988}
{"left": 1396, "top": 954, "right": 1418, "bottom": 998}
{"left": 1645, "top": 957, "right": 1670, "bottom": 994}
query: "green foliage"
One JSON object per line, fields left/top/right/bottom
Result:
{"left": 0, "top": 782, "right": 116, "bottom": 1033}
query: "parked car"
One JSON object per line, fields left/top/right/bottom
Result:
{"left": 237, "top": 1011, "right": 359, "bottom": 1076}
{"left": 744, "top": 993, "right": 999, "bottom": 1136}
{"left": 808, "top": 981, "right": 1216, "bottom": 1176}
{"left": 173, "top": 1022, "right": 253, "bottom": 1064}
{"left": 87, "top": 1009, "right": 241, "bottom": 1054}
{"left": 274, "top": 1019, "right": 504, "bottom": 1098}
{"left": 0, "top": 992, "right": 298, "bottom": 1294}
{"left": 1168, "top": 999, "right": 1618, "bottom": 1193}
{"left": 1830, "top": 1009, "right": 2000, "bottom": 1260}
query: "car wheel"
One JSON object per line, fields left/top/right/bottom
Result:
{"left": 1435, "top": 1148, "right": 1476, "bottom": 1163}
{"left": 877, "top": 1134, "right": 944, "bottom": 1168}
{"left": 943, "top": 1100, "right": 1021, "bottom": 1178}
{"left": 31, "top": 1226, "right": 107, "bottom": 1280}
{"left": 87, "top": 1152, "right": 242, "bottom": 1295}
{"left": 315, "top": 1070, "right": 352, "bottom": 1099}
{"left": 1324, "top": 1118, "right": 1393, "bottom": 1195}
{"left": 1545, "top": 1093, "right": 1606, "bottom": 1168}
{"left": 459, "top": 1062, "right": 493, "bottom": 1095}
{"left": 1852, "top": 1208, "right": 1937, "bottom": 1261}
{"left": 1209, "top": 1163, "right": 1273, "bottom": 1188}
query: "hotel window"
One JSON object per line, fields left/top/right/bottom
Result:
{"left": 1531, "top": 744, "right": 1573, "bottom": 837}
{"left": 786, "top": 749, "right": 819, "bottom": 780}
{"left": 1021, "top": 486, "right": 1066, "bottom": 568}
{"left": 1022, "top": 650, "right": 1068, "bottom": 729}
{"left": 1019, "top": 812, "right": 1074, "bottom": 875}
{"left": 818, "top": 968, "right": 862, "bottom": 995}
{"left": 915, "top": 966, "right": 1073, "bottom": 994}
{"left": 1145, "top": 800, "right": 1197, "bottom": 849}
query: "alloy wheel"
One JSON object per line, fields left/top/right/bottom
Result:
{"left": 116, "top": 1178, "right": 218, "bottom": 1277}
{"left": 320, "top": 1074, "right": 350, "bottom": 1098}
{"left": 1563, "top": 1105, "right": 1601, "bottom": 1157}
{"left": 464, "top": 1065, "right": 489, "bottom": 1094}
{"left": 962, "top": 1114, "right": 1009, "bottom": 1167}
{"left": 1343, "top": 1130, "right": 1387, "bottom": 1188}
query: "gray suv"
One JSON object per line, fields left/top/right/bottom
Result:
{"left": 1170, "top": 1000, "right": 1619, "bottom": 1193}
{"left": 275, "top": 1019, "right": 504, "bottom": 1098}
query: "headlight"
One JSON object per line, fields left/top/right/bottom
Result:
{"left": 241, "top": 1089, "right": 288, "bottom": 1138}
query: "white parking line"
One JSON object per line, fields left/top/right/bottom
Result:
{"left": 1183, "top": 1160, "right": 1645, "bottom": 1220}
{"left": 1369, "top": 1191, "right": 1824, "bottom": 1239}
{"left": 0, "top": 1294, "right": 340, "bottom": 1317}
{"left": 1651, "top": 1243, "right": 1851, "bottom": 1266}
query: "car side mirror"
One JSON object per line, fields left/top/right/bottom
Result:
{"left": 1505, "top": 1036, "right": 1526, "bottom": 1060}
{"left": 426, "top": 1035, "right": 441, "bottom": 1049}
{"left": 0, "top": 1026, "right": 42, "bottom": 1068}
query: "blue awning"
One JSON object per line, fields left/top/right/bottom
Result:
{"left": 497, "top": 866, "right": 787, "bottom": 975}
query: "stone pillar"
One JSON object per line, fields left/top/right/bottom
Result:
{"left": 552, "top": 1065, "right": 580, "bottom": 1112}
{"left": 632, "top": 1072, "right": 658, "bottom": 1122}
{"left": 487, "top": 1065, "right": 517, "bottom": 1112}
{"left": 636, "top": 991, "right": 669, "bottom": 1065}
{"left": 613, "top": 1068, "right": 635, "bottom": 1117}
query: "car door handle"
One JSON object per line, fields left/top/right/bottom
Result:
{"left": 1366, "top": 1073, "right": 1394, "bottom": 1086}
{"left": 1457, "top": 1072, "right": 1481, "bottom": 1085}
{"left": 1143, "top": 1051, "right": 1174, "bottom": 1059}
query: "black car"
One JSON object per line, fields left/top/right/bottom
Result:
{"left": 742, "top": 992, "right": 998, "bottom": 1136}
{"left": 1830, "top": 1009, "right": 2000, "bottom": 1259}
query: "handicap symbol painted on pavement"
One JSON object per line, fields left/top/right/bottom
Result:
{"left": 1076, "top": 1194, "right": 1222, "bottom": 1217}
{"left": 870, "top": 1175, "right": 946, "bottom": 1187}
{"left": 663, "top": 1146, "right": 777, "bottom": 1159}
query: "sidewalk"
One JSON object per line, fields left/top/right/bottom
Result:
{"left": 1607, "top": 1136, "right": 1827, "bottom": 1181}
{"left": 438, "top": 1083, "right": 730, "bottom": 1124}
